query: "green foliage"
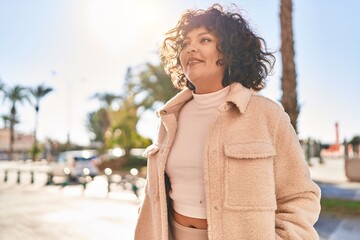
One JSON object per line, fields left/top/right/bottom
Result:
{"left": 3, "top": 85, "right": 29, "bottom": 124}
{"left": 0, "top": 79, "right": 4, "bottom": 93}
{"left": 350, "top": 135, "right": 360, "bottom": 146}
{"left": 86, "top": 61, "right": 176, "bottom": 164}
{"left": 1, "top": 114, "right": 18, "bottom": 128}
{"left": 2, "top": 84, "right": 29, "bottom": 160}
{"left": 28, "top": 84, "right": 53, "bottom": 112}
{"left": 91, "top": 93, "right": 122, "bottom": 109}
{"left": 4, "top": 85, "right": 29, "bottom": 107}
{"left": 131, "top": 62, "right": 179, "bottom": 110}
{"left": 29, "top": 143, "right": 43, "bottom": 161}
{"left": 122, "top": 155, "right": 147, "bottom": 171}
{"left": 28, "top": 84, "right": 54, "bottom": 160}
{"left": 321, "top": 198, "right": 360, "bottom": 217}
{"left": 106, "top": 96, "right": 152, "bottom": 150}
{"left": 86, "top": 108, "right": 110, "bottom": 144}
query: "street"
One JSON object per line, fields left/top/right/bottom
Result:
{"left": 0, "top": 179, "right": 140, "bottom": 240}
{"left": 1, "top": 158, "right": 360, "bottom": 240}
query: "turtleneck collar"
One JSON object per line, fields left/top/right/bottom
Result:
{"left": 192, "top": 86, "right": 230, "bottom": 109}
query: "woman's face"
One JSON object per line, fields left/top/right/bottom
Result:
{"left": 180, "top": 26, "right": 225, "bottom": 94}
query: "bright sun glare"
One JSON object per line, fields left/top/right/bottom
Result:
{"left": 86, "top": 0, "right": 165, "bottom": 55}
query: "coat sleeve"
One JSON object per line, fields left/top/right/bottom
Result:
{"left": 273, "top": 109, "right": 321, "bottom": 240}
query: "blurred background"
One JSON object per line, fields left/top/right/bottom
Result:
{"left": 0, "top": 0, "right": 359, "bottom": 239}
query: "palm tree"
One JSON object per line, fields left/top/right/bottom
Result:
{"left": 1, "top": 114, "right": 19, "bottom": 129}
{"left": 0, "top": 80, "right": 5, "bottom": 128}
{"left": 86, "top": 111, "right": 105, "bottom": 143}
{"left": 91, "top": 93, "right": 122, "bottom": 109}
{"left": 1, "top": 115, "right": 10, "bottom": 128}
{"left": 90, "top": 93, "right": 121, "bottom": 150}
{"left": 3, "top": 85, "right": 29, "bottom": 160}
{"left": 280, "top": 0, "right": 299, "bottom": 132}
{"left": 29, "top": 84, "right": 53, "bottom": 160}
{"left": 0, "top": 79, "right": 4, "bottom": 107}
{"left": 106, "top": 95, "right": 152, "bottom": 162}
{"left": 135, "top": 63, "right": 179, "bottom": 110}
{"left": 0, "top": 79, "right": 4, "bottom": 93}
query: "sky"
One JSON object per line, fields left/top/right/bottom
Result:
{"left": 0, "top": 0, "right": 359, "bottom": 146}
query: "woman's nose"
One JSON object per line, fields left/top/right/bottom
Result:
{"left": 186, "top": 44, "right": 197, "bottom": 53}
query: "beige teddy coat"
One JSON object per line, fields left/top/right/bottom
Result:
{"left": 135, "top": 83, "right": 321, "bottom": 240}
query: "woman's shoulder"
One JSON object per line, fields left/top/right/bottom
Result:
{"left": 243, "top": 94, "right": 293, "bottom": 137}
{"left": 250, "top": 93, "right": 284, "bottom": 112}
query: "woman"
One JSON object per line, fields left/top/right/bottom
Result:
{"left": 135, "top": 4, "right": 321, "bottom": 240}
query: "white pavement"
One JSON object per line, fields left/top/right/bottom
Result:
{"left": 1, "top": 158, "right": 360, "bottom": 240}
{"left": 309, "top": 157, "right": 360, "bottom": 200}
{"left": 328, "top": 219, "right": 360, "bottom": 240}
{"left": 309, "top": 157, "right": 348, "bottom": 184}
{"left": 0, "top": 180, "right": 142, "bottom": 240}
{"left": 309, "top": 157, "right": 360, "bottom": 240}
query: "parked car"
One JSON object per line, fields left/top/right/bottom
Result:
{"left": 49, "top": 150, "right": 99, "bottom": 181}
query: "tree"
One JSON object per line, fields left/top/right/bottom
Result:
{"left": 3, "top": 85, "right": 29, "bottom": 160}
{"left": 0, "top": 79, "right": 4, "bottom": 94}
{"left": 106, "top": 96, "right": 152, "bottom": 158}
{"left": 86, "top": 62, "right": 176, "bottom": 164}
{"left": 91, "top": 93, "right": 122, "bottom": 109}
{"left": 0, "top": 80, "right": 6, "bottom": 128}
{"left": 1, "top": 114, "right": 18, "bottom": 129}
{"left": 29, "top": 84, "right": 53, "bottom": 160}
{"left": 1, "top": 115, "right": 10, "bottom": 128}
{"left": 131, "top": 63, "right": 179, "bottom": 110}
{"left": 89, "top": 93, "right": 122, "bottom": 150}
{"left": 85, "top": 109, "right": 110, "bottom": 150}
{"left": 350, "top": 135, "right": 360, "bottom": 156}
{"left": 280, "top": 0, "right": 299, "bottom": 132}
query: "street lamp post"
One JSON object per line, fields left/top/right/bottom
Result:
{"left": 51, "top": 71, "right": 85, "bottom": 148}
{"left": 66, "top": 81, "right": 72, "bottom": 147}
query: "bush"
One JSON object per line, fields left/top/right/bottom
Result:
{"left": 122, "top": 155, "right": 147, "bottom": 170}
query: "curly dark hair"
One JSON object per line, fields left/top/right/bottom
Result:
{"left": 160, "top": 4, "right": 275, "bottom": 91}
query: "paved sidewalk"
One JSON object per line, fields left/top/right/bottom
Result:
{"left": 309, "top": 157, "right": 360, "bottom": 201}
{"left": 0, "top": 179, "right": 141, "bottom": 240}
{"left": 1, "top": 158, "right": 360, "bottom": 240}
{"left": 309, "top": 157, "right": 360, "bottom": 240}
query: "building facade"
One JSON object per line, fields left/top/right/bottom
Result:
{"left": 0, "top": 128, "right": 34, "bottom": 160}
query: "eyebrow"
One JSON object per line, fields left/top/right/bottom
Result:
{"left": 184, "top": 31, "right": 213, "bottom": 40}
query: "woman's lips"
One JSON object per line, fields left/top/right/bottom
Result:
{"left": 187, "top": 57, "right": 204, "bottom": 66}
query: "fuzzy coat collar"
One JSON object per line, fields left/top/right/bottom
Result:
{"left": 156, "top": 82, "right": 254, "bottom": 116}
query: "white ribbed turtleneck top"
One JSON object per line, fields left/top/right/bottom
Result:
{"left": 166, "top": 86, "right": 230, "bottom": 219}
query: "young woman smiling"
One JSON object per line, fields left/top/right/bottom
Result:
{"left": 135, "top": 4, "right": 321, "bottom": 240}
{"left": 179, "top": 27, "right": 225, "bottom": 94}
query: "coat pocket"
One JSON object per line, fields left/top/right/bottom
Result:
{"left": 144, "top": 144, "right": 160, "bottom": 199}
{"left": 223, "top": 142, "right": 277, "bottom": 211}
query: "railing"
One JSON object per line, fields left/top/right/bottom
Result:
{"left": 0, "top": 160, "right": 145, "bottom": 198}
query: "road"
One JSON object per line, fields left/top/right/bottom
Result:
{"left": 1, "top": 158, "right": 360, "bottom": 240}
{"left": 310, "top": 157, "right": 360, "bottom": 240}
{"left": 0, "top": 172, "right": 142, "bottom": 240}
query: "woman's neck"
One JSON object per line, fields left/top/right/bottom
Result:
{"left": 194, "top": 83, "right": 224, "bottom": 94}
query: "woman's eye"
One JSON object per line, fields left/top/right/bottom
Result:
{"left": 201, "top": 38, "right": 212, "bottom": 43}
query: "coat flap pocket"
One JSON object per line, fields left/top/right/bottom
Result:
{"left": 142, "top": 144, "right": 160, "bottom": 158}
{"left": 224, "top": 142, "right": 276, "bottom": 159}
